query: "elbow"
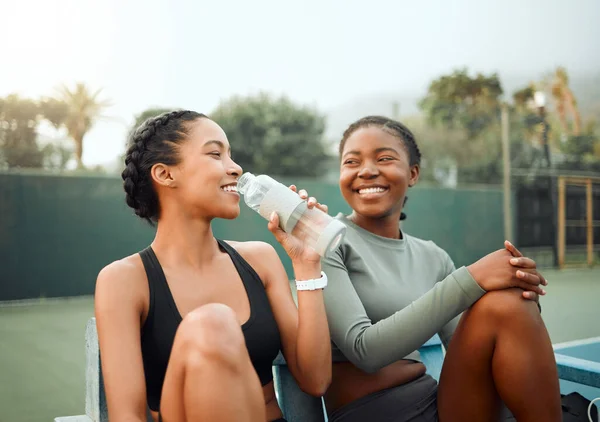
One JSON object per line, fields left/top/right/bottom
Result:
{"left": 296, "top": 368, "right": 332, "bottom": 397}
{"left": 349, "top": 354, "right": 382, "bottom": 374}
{"left": 298, "top": 375, "right": 331, "bottom": 397}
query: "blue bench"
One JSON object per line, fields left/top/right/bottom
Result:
{"left": 55, "top": 319, "right": 600, "bottom": 421}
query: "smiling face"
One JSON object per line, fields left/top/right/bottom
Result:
{"left": 339, "top": 124, "right": 420, "bottom": 222}
{"left": 152, "top": 118, "right": 244, "bottom": 221}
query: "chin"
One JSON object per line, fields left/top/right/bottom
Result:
{"left": 218, "top": 205, "right": 241, "bottom": 220}
{"left": 354, "top": 204, "right": 395, "bottom": 219}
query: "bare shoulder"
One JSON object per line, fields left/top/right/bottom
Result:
{"left": 222, "top": 240, "right": 281, "bottom": 285}
{"left": 226, "top": 240, "right": 277, "bottom": 257}
{"left": 95, "top": 253, "right": 148, "bottom": 312}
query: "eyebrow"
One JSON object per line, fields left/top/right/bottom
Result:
{"left": 203, "top": 140, "right": 229, "bottom": 151}
{"left": 342, "top": 147, "right": 399, "bottom": 159}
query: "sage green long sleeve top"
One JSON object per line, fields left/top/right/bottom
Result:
{"left": 321, "top": 214, "right": 486, "bottom": 373}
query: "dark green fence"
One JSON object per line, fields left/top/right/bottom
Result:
{"left": 0, "top": 172, "right": 505, "bottom": 300}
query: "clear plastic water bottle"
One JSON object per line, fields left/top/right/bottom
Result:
{"left": 237, "top": 173, "right": 346, "bottom": 257}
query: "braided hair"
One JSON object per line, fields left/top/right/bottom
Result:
{"left": 339, "top": 116, "right": 421, "bottom": 221}
{"left": 121, "top": 110, "right": 206, "bottom": 225}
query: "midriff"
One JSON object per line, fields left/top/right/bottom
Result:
{"left": 324, "top": 359, "right": 426, "bottom": 413}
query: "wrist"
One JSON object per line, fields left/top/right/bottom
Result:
{"left": 466, "top": 262, "right": 485, "bottom": 290}
{"left": 292, "top": 261, "right": 322, "bottom": 281}
{"left": 295, "top": 271, "right": 328, "bottom": 291}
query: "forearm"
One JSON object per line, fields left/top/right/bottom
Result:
{"left": 327, "top": 266, "right": 485, "bottom": 373}
{"left": 292, "top": 262, "right": 332, "bottom": 395}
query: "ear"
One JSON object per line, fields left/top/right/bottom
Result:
{"left": 150, "top": 163, "right": 176, "bottom": 188}
{"left": 408, "top": 164, "right": 420, "bottom": 187}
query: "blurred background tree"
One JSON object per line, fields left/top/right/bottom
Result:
{"left": 0, "top": 95, "right": 71, "bottom": 170}
{"left": 54, "top": 83, "right": 111, "bottom": 169}
{"left": 210, "top": 93, "right": 330, "bottom": 177}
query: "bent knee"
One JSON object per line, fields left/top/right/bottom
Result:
{"left": 175, "top": 303, "right": 246, "bottom": 363}
{"left": 471, "top": 288, "right": 539, "bottom": 322}
{"left": 184, "top": 303, "right": 239, "bottom": 330}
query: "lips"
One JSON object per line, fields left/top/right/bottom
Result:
{"left": 220, "top": 183, "right": 238, "bottom": 193}
{"left": 354, "top": 184, "right": 389, "bottom": 195}
{"left": 357, "top": 186, "right": 388, "bottom": 195}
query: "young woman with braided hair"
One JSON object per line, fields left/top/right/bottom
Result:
{"left": 94, "top": 110, "right": 332, "bottom": 422}
{"left": 310, "top": 116, "right": 562, "bottom": 421}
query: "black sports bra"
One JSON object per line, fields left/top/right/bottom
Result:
{"left": 139, "top": 239, "right": 282, "bottom": 411}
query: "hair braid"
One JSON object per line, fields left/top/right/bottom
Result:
{"left": 339, "top": 116, "right": 421, "bottom": 166}
{"left": 121, "top": 110, "right": 206, "bottom": 225}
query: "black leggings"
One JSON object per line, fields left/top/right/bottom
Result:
{"left": 328, "top": 374, "right": 515, "bottom": 422}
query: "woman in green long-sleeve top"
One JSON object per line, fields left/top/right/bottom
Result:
{"left": 308, "top": 116, "right": 562, "bottom": 422}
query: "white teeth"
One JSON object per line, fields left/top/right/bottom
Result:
{"left": 221, "top": 185, "right": 238, "bottom": 192}
{"left": 358, "top": 187, "right": 386, "bottom": 194}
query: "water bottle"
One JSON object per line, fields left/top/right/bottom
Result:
{"left": 237, "top": 173, "right": 346, "bottom": 257}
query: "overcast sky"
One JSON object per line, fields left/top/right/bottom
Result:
{"left": 2, "top": 0, "right": 599, "bottom": 167}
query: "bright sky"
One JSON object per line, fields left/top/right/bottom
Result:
{"left": 2, "top": 0, "right": 599, "bottom": 167}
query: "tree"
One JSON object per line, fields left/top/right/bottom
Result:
{"left": 55, "top": 83, "right": 111, "bottom": 169}
{"left": 419, "top": 68, "right": 503, "bottom": 139}
{"left": 418, "top": 69, "right": 505, "bottom": 183}
{"left": 549, "top": 67, "right": 582, "bottom": 136}
{"left": 0, "top": 94, "right": 70, "bottom": 169}
{"left": 512, "top": 69, "right": 600, "bottom": 169}
{"left": 0, "top": 95, "right": 42, "bottom": 168}
{"left": 128, "top": 107, "right": 172, "bottom": 141}
{"left": 210, "top": 93, "right": 330, "bottom": 177}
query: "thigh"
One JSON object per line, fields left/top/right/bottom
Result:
{"left": 158, "top": 335, "right": 192, "bottom": 422}
{"left": 436, "top": 307, "right": 502, "bottom": 421}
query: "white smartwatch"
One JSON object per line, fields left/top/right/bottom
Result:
{"left": 295, "top": 271, "right": 328, "bottom": 291}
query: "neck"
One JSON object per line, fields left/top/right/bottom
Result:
{"left": 152, "top": 210, "right": 219, "bottom": 270}
{"left": 349, "top": 211, "right": 403, "bottom": 240}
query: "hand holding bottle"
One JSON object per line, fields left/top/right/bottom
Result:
{"left": 237, "top": 173, "right": 346, "bottom": 259}
{"left": 267, "top": 185, "right": 328, "bottom": 265}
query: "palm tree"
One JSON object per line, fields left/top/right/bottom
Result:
{"left": 55, "top": 83, "right": 111, "bottom": 169}
{"left": 550, "top": 67, "right": 582, "bottom": 136}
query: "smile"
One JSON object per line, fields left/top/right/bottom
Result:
{"left": 220, "top": 184, "right": 238, "bottom": 194}
{"left": 357, "top": 187, "right": 388, "bottom": 195}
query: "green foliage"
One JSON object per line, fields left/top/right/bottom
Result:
{"left": 562, "top": 134, "right": 596, "bottom": 157}
{"left": 40, "top": 143, "right": 73, "bottom": 171}
{"left": 419, "top": 68, "right": 503, "bottom": 139}
{"left": 0, "top": 94, "right": 71, "bottom": 169}
{"left": 512, "top": 85, "right": 536, "bottom": 109}
{"left": 413, "top": 69, "right": 506, "bottom": 184}
{"left": 132, "top": 108, "right": 172, "bottom": 132}
{"left": 210, "top": 93, "right": 330, "bottom": 177}
{"left": 126, "top": 107, "right": 173, "bottom": 146}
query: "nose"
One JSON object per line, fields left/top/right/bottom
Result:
{"left": 358, "top": 162, "right": 379, "bottom": 179}
{"left": 227, "top": 158, "right": 243, "bottom": 178}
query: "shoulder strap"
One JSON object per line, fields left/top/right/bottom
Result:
{"left": 139, "top": 247, "right": 159, "bottom": 318}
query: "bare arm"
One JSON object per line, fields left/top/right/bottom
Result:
{"left": 242, "top": 242, "right": 331, "bottom": 397}
{"left": 95, "top": 258, "right": 148, "bottom": 422}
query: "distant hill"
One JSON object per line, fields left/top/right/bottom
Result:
{"left": 323, "top": 92, "right": 422, "bottom": 146}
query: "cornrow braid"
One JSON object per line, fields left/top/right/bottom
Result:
{"left": 121, "top": 110, "right": 206, "bottom": 225}
{"left": 339, "top": 115, "right": 421, "bottom": 166}
{"left": 339, "top": 116, "right": 421, "bottom": 221}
